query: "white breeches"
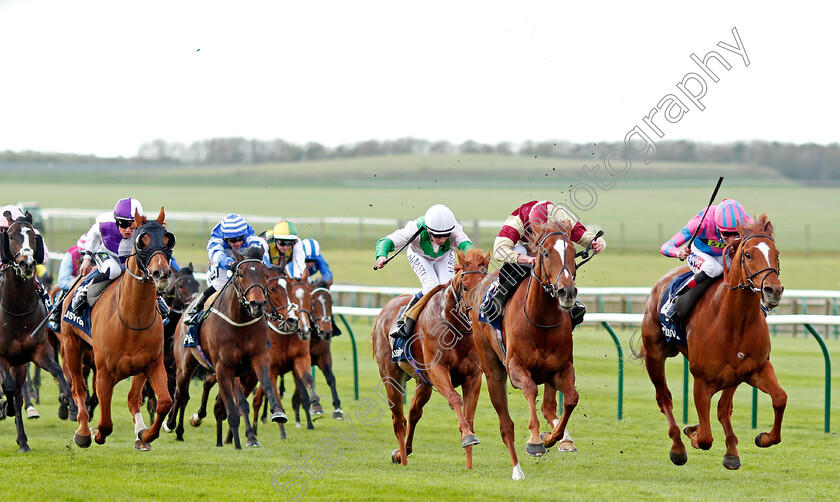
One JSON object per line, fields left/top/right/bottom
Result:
{"left": 406, "top": 248, "right": 455, "bottom": 295}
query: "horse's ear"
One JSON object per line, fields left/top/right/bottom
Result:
{"left": 300, "top": 264, "right": 310, "bottom": 282}
{"left": 456, "top": 249, "right": 465, "bottom": 266}
{"left": 23, "top": 211, "right": 34, "bottom": 225}
{"left": 761, "top": 214, "right": 774, "bottom": 236}
{"left": 3, "top": 211, "right": 13, "bottom": 227}
{"left": 186, "top": 262, "right": 194, "bottom": 273}
{"left": 0, "top": 231, "right": 10, "bottom": 264}
{"left": 34, "top": 234, "right": 45, "bottom": 264}
{"left": 134, "top": 209, "right": 147, "bottom": 227}
{"left": 157, "top": 207, "right": 166, "bottom": 224}
{"left": 231, "top": 246, "right": 243, "bottom": 262}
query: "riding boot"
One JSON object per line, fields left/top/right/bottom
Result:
{"left": 36, "top": 279, "right": 52, "bottom": 310}
{"left": 391, "top": 292, "right": 422, "bottom": 339}
{"left": 48, "top": 290, "right": 68, "bottom": 331}
{"left": 71, "top": 272, "right": 107, "bottom": 313}
{"left": 393, "top": 284, "right": 442, "bottom": 339}
{"left": 481, "top": 262, "right": 530, "bottom": 322}
{"left": 156, "top": 294, "right": 171, "bottom": 318}
{"left": 331, "top": 318, "right": 342, "bottom": 337}
{"left": 666, "top": 271, "right": 712, "bottom": 323}
{"left": 570, "top": 300, "right": 586, "bottom": 330}
{"left": 184, "top": 286, "right": 216, "bottom": 326}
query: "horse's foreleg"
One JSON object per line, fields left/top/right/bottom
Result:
{"left": 506, "top": 357, "right": 544, "bottom": 457}
{"left": 748, "top": 360, "right": 787, "bottom": 448}
{"left": 293, "top": 374, "right": 314, "bottom": 430}
{"left": 717, "top": 387, "right": 740, "bottom": 469}
{"left": 3, "top": 364, "right": 29, "bottom": 452}
{"left": 643, "top": 343, "right": 686, "bottom": 465}
{"left": 318, "top": 355, "right": 343, "bottom": 417}
{"left": 32, "top": 341, "right": 72, "bottom": 420}
{"left": 296, "top": 357, "right": 323, "bottom": 420}
{"left": 690, "top": 378, "right": 715, "bottom": 451}
{"left": 250, "top": 385, "right": 264, "bottom": 436}
{"left": 541, "top": 384, "right": 559, "bottom": 427}
{"left": 426, "top": 363, "right": 473, "bottom": 445}
{"left": 215, "top": 369, "right": 241, "bottom": 449}
{"left": 379, "top": 372, "right": 409, "bottom": 465}
{"left": 192, "top": 374, "right": 216, "bottom": 426}
{"left": 234, "top": 380, "right": 260, "bottom": 447}
{"left": 461, "top": 372, "right": 483, "bottom": 469}
{"left": 543, "top": 362, "right": 578, "bottom": 450}
{"left": 93, "top": 368, "right": 116, "bottom": 445}
{"left": 168, "top": 360, "right": 195, "bottom": 440}
{"left": 139, "top": 358, "right": 173, "bottom": 445}
{"left": 404, "top": 381, "right": 433, "bottom": 459}
{"left": 252, "top": 356, "right": 287, "bottom": 424}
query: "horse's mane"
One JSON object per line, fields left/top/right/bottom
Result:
{"left": 523, "top": 219, "right": 571, "bottom": 252}
{"left": 456, "top": 248, "right": 489, "bottom": 271}
{"left": 242, "top": 246, "right": 265, "bottom": 261}
{"left": 739, "top": 213, "right": 773, "bottom": 240}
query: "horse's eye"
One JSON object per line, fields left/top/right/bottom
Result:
{"left": 745, "top": 252, "right": 751, "bottom": 259}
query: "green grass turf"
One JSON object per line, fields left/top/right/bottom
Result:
{"left": 2, "top": 322, "right": 837, "bottom": 501}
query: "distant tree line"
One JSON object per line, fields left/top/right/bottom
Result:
{"left": 2, "top": 137, "right": 838, "bottom": 181}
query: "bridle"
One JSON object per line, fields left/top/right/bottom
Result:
{"left": 724, "top": 234, "right": 781, "bottom": 294}
{"left": 522, "top": 230, "right": 577, "bottom": 329}
{"left": 310, "top": 287, "right": 334, "bottom": 333}
{"left": 3, "top": 220, "right": 38, "bottom": 279}
{"left": 163, "top": 273, "right": 199, "bottom": 314}
{"left": 265, "top": 274, "right": 300, "bottom": 335}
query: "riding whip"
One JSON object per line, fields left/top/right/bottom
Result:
{"left": 373, "top": 226, "right": 423, "bottom": 270}
{"left": 28, "top": 275, "right": 83, "bottom": 338}
{"left": 682, "top": 176, "right": 724, "bottom": 261}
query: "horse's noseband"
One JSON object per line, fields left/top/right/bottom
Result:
{"left": 727, "top": 234, "right": 781, "bottom": 294}
{"left": 231, "top": 259, "right": 268, "bottom": 311}
{"left": 533, "top": 231, "right": 574, "bottom": 299}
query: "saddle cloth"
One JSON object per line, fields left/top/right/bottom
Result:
{"left": 658, "top": 271, "right": 694, "bottom": 346}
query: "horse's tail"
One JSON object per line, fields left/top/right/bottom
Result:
{"left": 627, "top": 329, "right": 645, "bottom": 363}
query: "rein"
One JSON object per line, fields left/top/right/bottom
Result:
{"left": 115, "top": 272, "right": 159, "bottom": 331}
{"left": 522, "top": 230, "right": 576, "bottom": 329}
{"left": 208, "top": 258, "right": 267, "bottom": 327}
{"left": 163, "top": 274, "right": 198, "bottom": 313}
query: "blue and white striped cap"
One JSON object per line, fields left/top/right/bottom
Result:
{"left": 220, "top": 214, "right": 249, "bottom": 239}
{"left": 302, "top": 238, "right": 321, "bottom": 260}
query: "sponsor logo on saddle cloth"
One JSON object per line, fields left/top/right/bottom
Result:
{"left": 62, "top": 305, "right": 92, "bottom": 336}
{"left": 658, "top": 271, "right": 694, "bottom": 346}
{"left": 389, "top": 305, "right": 409, "bottom": 363}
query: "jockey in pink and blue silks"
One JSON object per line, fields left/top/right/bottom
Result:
{"left": 660, "top": 198, "right": 752, "bottom": 322}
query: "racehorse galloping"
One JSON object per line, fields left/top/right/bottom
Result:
{"left": 471, "top": 221, "right": 579, "bottom": 480}
{"left": 0, "top": 213, "right": 72, "bottom": 452}
{"left": 251, "top": 268, "right": 323, "bottom": 438}
{"left": 145, "top": 263, "right": 200, "bottom": 423}
{"left": 169, "top": 247, "right": 286, "bottom": 449}
{"left": 637, "top": 214, "right": 785, "bottom": 470}
{"left": 372, "top": 248, "right": 489, "bottom": 469}
{"left": 61, "top": 208, "right": 175, "bottom": 450}
{"left": 290, "top": 286, "right": 344, "bottom": 423}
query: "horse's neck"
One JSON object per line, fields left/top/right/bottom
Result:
{"left": 120, "top": 260, "right": 157, "bottom": 319}
{"left": 524, "top": 273, "right": 559, "bottom": 322}
{"left": 1, "top": 268, "right": 39, "bottom": 307}
{"left": 220, "top": 284, "right": 247, "bottom": 322}
{"left": 440, "top": 283, "right": 470, "bottom": 333}
{"left": 718, "top": 262, "right": 763, "bottom": 327}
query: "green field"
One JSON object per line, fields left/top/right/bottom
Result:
{"left": 2, "top": 322, "right": 838, "bottom": 501}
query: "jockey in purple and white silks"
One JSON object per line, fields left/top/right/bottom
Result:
{"left": 184, "top": 213, "right": 270, "bottom": 325}
{"left": 71, "top": 197, "right": 146, "bottom": 312}
{"left": 374, "top": 204, "right": 473, "bottom": 339}
{"left": 660, "top": 198, "right": 753, "bottom": 322}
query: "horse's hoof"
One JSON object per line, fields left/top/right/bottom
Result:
{"left": 391, "top": 449, "right": 400, "bottom": 464}
{"left": 260, "top": 416, "right": 269, "bottom": 424}
{"left": 461, "top": 434, "right": 480, "bottom": 448}
{"left": 136, "top": 429, "right": 147, "bottom": 442}
{"left": 754, "top": 432, "right": 772, "bottom": 448}
{"left": 557, "top": 439, "right": 577, "bottom": 452}
{"left": 246, "top": 439, "right": 261, "bottom": 448}
{"left": 163, "top": 422, "right": 173, "bottom": 433}
{"left": 512, "top": 463, "right": 525, "bottom": 480}
{"left": 74, "top": 433, "right": 91, "bottom": 448}
{"left": 332, "top": 409, "right": 344, "bottom": 421}
{"left": 295, "top": 421, "right": 302, "bottom": 429}
{"left": 58, "top": 406, "right": 68, "bottom": 421}
{"left": 311, "top": 403, "right": 325, "bottom": 419}
{"left": 189, "top": 414, "right": 202, "bottom": 427}
{"left": 19, "top": 444, "right": 31, "bottom": 453}
{"left": 723, "top": 454, "right": 740, "bottom": 470}
{"left": 525, "top": 442, "right": 546, "bottom": 457}
{"left": 26, "top": 406, "right": 40, "bottom": 419}
{"left": 683, "top": 424, "right": 699, "bottom": 438}
{"left": 134, "top": 440, "right": 151, "bottom": 451}
{"left": 271, "top": 411, "right": 288, "bottom": 424}
{"left": 669, "top": 450, "right": 688, "bottom": 466}
{"left": 92, "top": 428, "right": 107, "bottom": 445}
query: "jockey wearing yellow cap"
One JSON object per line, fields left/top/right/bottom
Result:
{"left": 265, "top": 220, "right": 306, "bottom": 278}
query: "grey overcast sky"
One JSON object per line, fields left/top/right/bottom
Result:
{"left": 1, "top": 0, "right": 837, "bottom": 158}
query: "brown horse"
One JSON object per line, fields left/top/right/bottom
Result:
{"left": 289, "top": 286, "right": 345, "bottom": 422}
{"left": 637, "top": 213, "right": 785, "bottom": 470}
{"left": 60, "top": 208, "right": 175, "bottom": 450}
{"left": 470, "top": 221, "right": 579, "bottom": 479}
{"left": 251, "top": 268, "right": 324, "bottom": 439}
{"left": 371, "top": 248, "right": 489, "bottom": 469}
{"left": 0, "top": 213, "right": 72, "bottom": 452}
{"left": 169, "top": 247, "right": 286, "bottom": 448}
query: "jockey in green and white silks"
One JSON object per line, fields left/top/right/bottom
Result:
{"left": 374, "top": 204, "right": 473, "bottom": 339}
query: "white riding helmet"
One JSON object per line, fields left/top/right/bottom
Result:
{"left": 424, "top": 204, "right": 457, "bottom": 236}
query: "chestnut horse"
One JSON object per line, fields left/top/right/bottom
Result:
{"left": 251, "top": 268, "right": 324, "bottom": 438}
{"left": 0, "top": 213, "right": 72, "bottom": 452}
{"left": 471, "top": 221, "right": 579, "bottom": 480}
{"left": 169, "top": 247, "right": 286, "bottom": 449}
{"left": 289, "top": 286, "right": 344, "bottom": 422}
{"left": 637, "top": 214, "right": 785, "bottom": 470}
{"left": 60, "top": 208, "right": 175, "bottom": 450}
{"left": 371, "top": 248, "right": 489, "bottom": 469}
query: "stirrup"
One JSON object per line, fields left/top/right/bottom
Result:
{"left": 184, "top": 309, "right": 201, "bottom": 326}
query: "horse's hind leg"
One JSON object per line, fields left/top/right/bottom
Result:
{"left": 378, "top": 374, "right": 410, "bottom": 465}
{"left": 404, "top": 382, "right": 433, "bottom": 461}
{"left": 191, "top": 374, "right": 216, "bottom": 427}
{"left": 21, "top": 367, "right": 38, "bottom": 419}
{"left": 460, "top": 372, "right": 483, "bottom": 469}
{"left": 318, "top": 356, "right": 343, "bottom": 419}
{"left": 128, "top": 375, "right": 152, "bottom": 451}
{"left": 689, "top": 378, "right": 716, "bottom": 451}
{"left": 63, "top": 334, "right": 92, "bottom": 446}
{"left": 642, "top": 343, "right": 686, "bottom": 465}
{"left": 717, "top": 387, "right": 740, "bottom": 470}
{"left": 32, "top": 341, "right": 72, "bottom": 421}
{"left": 215, "top": 369, "right": 242, "bottom": 449}
{"left": 748, "top": 360, "right": 787, "bottom": 448}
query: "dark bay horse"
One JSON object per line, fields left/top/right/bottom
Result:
{"left": 251, "top": 268, "right": 323, "bottom": 438}
{"left": 169, "top": 247, "right": 286, "bottom": 449}
{"left": 60, "top": 208, "right": 175, "bottom": 450}
{"left": 637, "top": 214, "right": 785, "bottom": 470}
{"left": 0, "top": 213, "right": 72, "bottom": 452}
{"left": 471, "top": 221, "right": 579, "bottom": 480}
{"left": 289, "top": 286, "right": 344, "bottom": 423}
{"left": 146, "top": 263, "right": 199, "bottom": 423}
{"left": 372, "top": 248, "right": 489, "bottom": 469}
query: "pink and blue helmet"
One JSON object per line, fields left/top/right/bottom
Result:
{"left": 714, "top": 199, "right": 751, "bottom": 233}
